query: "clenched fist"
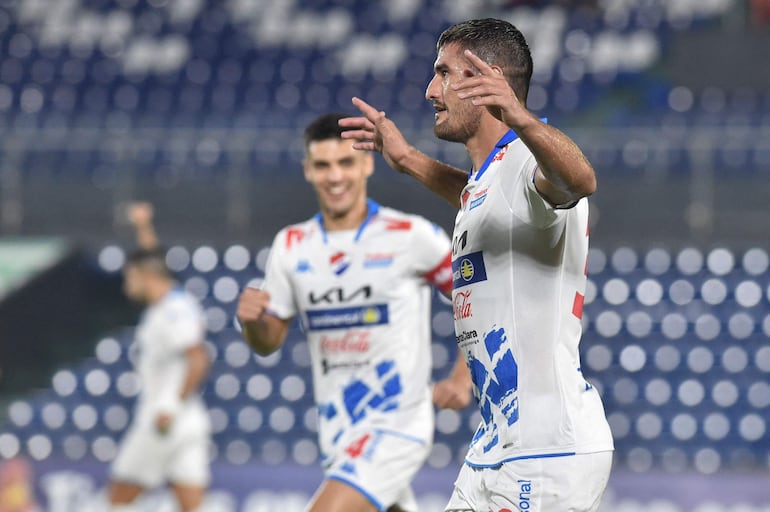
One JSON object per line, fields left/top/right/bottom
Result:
{"left": 237, "top": 287, "right": 271, "bottom": 324}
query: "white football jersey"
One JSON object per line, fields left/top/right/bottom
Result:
{"left": 452, "top": 130, "right": 613, "bottom": 467}
{"left": 132, "top": 289, "right": 209, "bottom": 436}
{"left": 262, "top": 200, "right": 453, "bottom": 464}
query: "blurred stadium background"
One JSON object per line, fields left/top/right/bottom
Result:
{"left": 1, "top": 0, "right": 769, "bottom": 510}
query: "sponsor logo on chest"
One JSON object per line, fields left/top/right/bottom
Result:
{"left": 453, "top": 290, "right": 473, "bottom": 320}
{"left": 469, "top": 187, "right": 488, "bottom": 210}
{"left": 306, "top": 305, "right": 389, "bottom": 331}
{"left": 363, "top": 253, "right": 394, "bottom": 268}
{"left": 452, "top": 251, "right": 488, "bottom": 288}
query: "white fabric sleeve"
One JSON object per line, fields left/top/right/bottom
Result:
{"left": 409, "top": 217, "right": 453, "bottom": 292}
{"left": 260, "top": 230, "right": 298, "bottom": 320}
{"left": 162, "top": 298, "right": 205, "bottom": 352}
{"left": 507, "top": 153, "right": 566, "bottom": 229}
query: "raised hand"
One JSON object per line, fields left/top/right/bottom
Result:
{"left": 339, "top": 97, "right": 413, "bottom": 174}
{"left": 237, "top": 287, "right": 271, "bottom": 325}
{"left": 127, "top": 201, "right": 154, "bottom": 227}
{"left": 452, "top": 49, "right": 532, "bottom": 130}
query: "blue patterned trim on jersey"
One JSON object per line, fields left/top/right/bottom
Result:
{"left": 464, "top": 451, "right": 577, "bottom": 469}
{"left": 326, "top": 475, "right": 385, "bottom": 511}
{"left": 315, "top": 199, "right": 381, "bottom": 244}
{"left": 305, "top": 304, "right": 389, "bottom": 331}
{"left": 452, "top": 251, "right": 488, "bottom": 288}
{"left": 471, "top": 118, "right": 548, "bottom": 182}
{"left": 373, "top": 428, "right": 427, "bottom": 446}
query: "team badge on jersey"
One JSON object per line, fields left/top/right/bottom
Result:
{"left": 330, "top": 251, "right": 351, "bottom": 275}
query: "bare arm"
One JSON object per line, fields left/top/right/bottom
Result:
{"left": 454, "top": 50, "right": 596, "bottom": 206}
{"left": 127, "top": 202, "right": 160, "bottom": 250}
{"left": 180, "top": 343, "right": 210, "bottom": 399}
{"left": 237, "top": 288, "right": 291, "bottom": 355}
{"left": 433, "top": 350, "right": 473, "bottom": 410}
{"left": 340, "top": 97, "right": 469, "bottom": 208}
{"left": 156, "top": 342, "right": 210, "bottom": 433}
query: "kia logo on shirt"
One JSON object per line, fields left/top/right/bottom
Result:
{"left": 309, "top": 285, "right": 372, "bottom": 305}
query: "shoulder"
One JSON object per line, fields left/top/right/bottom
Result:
{"left": 373, "top": 205, "right": 415, "bottom": 232}
{"left": 374, "top": 206, "right": 443, "bottom": 235}
{"left": 499, "top": 138, "right": 535, "bottom": 172}
{"left": 273, "top": 217, "right": 319, "bottom": 253}
{"left": 162, "top": 290, "right": 203, "bottom": 321}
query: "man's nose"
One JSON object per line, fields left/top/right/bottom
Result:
{"left": 328, "top": 165, "right": 344, "bottom": 181}
{"left": 425, "top": 75, "right": 439, "bottom": 101}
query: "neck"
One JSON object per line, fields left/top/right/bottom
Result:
{"left": 465, "top": 117, "right": 511, "bottom": 173}
{"left": 146, "top": 279, "right": 174, "bottom": 304}
{"left": 321, "top": 196, "right": 370, "bottom": 232}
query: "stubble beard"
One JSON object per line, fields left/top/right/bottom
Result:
{"left": 432, "top": 108, "right": 481, "bottom": 144}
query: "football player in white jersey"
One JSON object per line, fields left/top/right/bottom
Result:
{"left": 340, "top": 18, "right": 614, "bottom": 512}
{"left": 237, "top": 114, "right": 472, "bottom": 512}
{"left": 108, "top": 203, "right": 212, "bottom": 512}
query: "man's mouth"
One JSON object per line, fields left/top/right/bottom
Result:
{"left": 326, "top": 185, "right": 349, "bottom": 199}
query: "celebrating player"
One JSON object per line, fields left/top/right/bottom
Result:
{"left": 340, "top": 18, "right": 614, "bottom": 512}
{"left": 237, "top": 113, "right": 472, "bottom": 512}
{"left": 108, "top": 203, "right": 212, "bottom": 512}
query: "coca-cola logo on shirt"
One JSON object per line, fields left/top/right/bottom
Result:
{"left": 453, "top": 290, "right": 473, "bottom": 320}
{"left": 320, "top": 330, "right": 371, "bottom": 353}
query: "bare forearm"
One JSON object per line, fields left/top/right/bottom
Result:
{"left": 399, "top": 146, "right": 469, "bottom": 209}
{"left": 517, "top": 117, "right": 596, "bottom": 201}
{"left": 135, "top": 224, "right": 160, "bottom": 250}
{"left": 180, "top": 346, "right": 209, "bottom": 400}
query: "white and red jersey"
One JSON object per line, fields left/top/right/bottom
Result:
{"left": 452, "top": 130, "right": 613, "bottom": 468}
{"left": 262, "top": 200, "right": 453, "bottom": 465}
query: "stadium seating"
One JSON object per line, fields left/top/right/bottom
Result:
{"left": 0, "top": 0, "right": 765, "bottom": 176}
{"left": 2, "top": 243, "right": 769, "bottom": 477}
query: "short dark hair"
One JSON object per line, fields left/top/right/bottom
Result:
{"left": 304, "top": 113, "right": 347, "bottom": 149}
{"left": 125, "top": 248, "right": 171, "bottom": 278}
{"left": 437, "top": 18, "right": 533, "bottom": 103}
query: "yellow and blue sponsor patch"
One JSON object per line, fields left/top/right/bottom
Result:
{"left": 306, "top": 304, "right": 389, "bottom": 331}
{"left": 452, "top": 251, "right": 487, "bottom": 289}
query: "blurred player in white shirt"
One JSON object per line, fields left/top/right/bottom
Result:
{"left": 342, "top": 18, "right": 613, "bottom": 512}
{"left": 237, "top": 114, "right": 471, "bottom": 512}
{"left": 108, "top": 203, "right": 211, "bottom": 512}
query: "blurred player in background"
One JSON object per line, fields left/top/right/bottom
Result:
{"left": 237, "top": 113, "right": 472, "bottom": 512}
{"left": 108, "top": 203, "right": 211, "bottom": 512}
{"left": 341, "top": 18, "right": 614, "bottom": 512}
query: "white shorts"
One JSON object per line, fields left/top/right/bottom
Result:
{"left": 325, "top": 428, "right": 431, "bottom": 512}
{"left": 445, "top": 451, "right": 613, "bottom": 512}
{"left": 111, "top": 423, "right": 211, "bottom": 489}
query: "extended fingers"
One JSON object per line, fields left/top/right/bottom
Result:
{"left": 340, "top": 129, "right": 374, "bottom": 141}
{"left": 463, "top": 49, "right": 494, "bottom": 73}
{"left": 351, "top": 96, "right": 385, "bottom": 121}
